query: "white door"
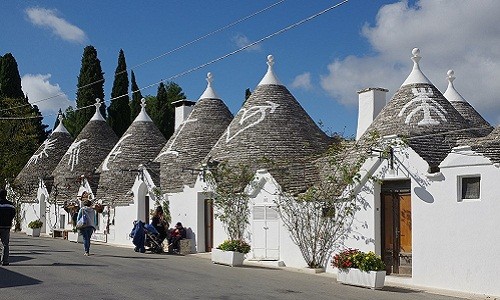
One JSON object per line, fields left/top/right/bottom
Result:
{"left": 252, "top": 205, "right": 279, "bottom": 260}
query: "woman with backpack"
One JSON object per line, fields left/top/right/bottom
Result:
{"left": 77, "top": 200, "right": 96, "bottom": 256}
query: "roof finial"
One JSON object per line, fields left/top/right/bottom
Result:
{"left": 446, "top": 69, "right": 456, "bottom": 83}
{"left": 443, "top": 69, "right": 466, "bottom": 102}
{"left": 199, "top": 72, "right": 220, "bottom": 100}
{"left": 133, "top": 97, "right": 153, "bottom": 122}
{"left": 411, "top": 48, "right": 421, "bottom": 64}
{"left": 90, "top": 98, "right": 105, "bottom": 121}
{"left": 401, "top": 48, "right": 431, "bottom": 86}
{"left": 53, "top": 111, "right": 69, "bottom": 133}
{"left": 267, "top": 54, "right": 275, "bottom": 68}
{"left": 258, "top": 54, "right": 282, "bottom": 86}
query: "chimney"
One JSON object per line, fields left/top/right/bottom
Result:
{"left": 172, "top": 99, "right": 196, "bottom": 130}
{"left": 356, "top": 87, "right": 388, "bottom": 140}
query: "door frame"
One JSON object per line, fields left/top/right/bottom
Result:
{"left": 381, "top": 180, "right": 411, "bottom": 276}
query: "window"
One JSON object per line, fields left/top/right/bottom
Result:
{"left": 459, "top": 176, "right": 480, "bottom": 201}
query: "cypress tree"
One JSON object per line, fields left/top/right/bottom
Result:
{"left": 0, "top": 53, "right": 25, "bottom": 100}
{"left": 129, "top": 70, "right": 143, "bottom": 121}
{"left": 107, "top": 49, "right": 131, "bottom": 136}
{"left": 74, "top": 45, "right": 105, "bottom": 136}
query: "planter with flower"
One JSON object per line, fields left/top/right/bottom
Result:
{"left": 27, "top": 219, "right": 43, "bottom": 237}
{"left": 212, "top": 239, "right": 251, "bottom": 266}
{"left": 332, "top": 249, "right": 386, "bottom": 289}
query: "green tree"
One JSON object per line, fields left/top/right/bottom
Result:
{"left": 74, "top": 45, "right": 105, "bottom": 136}
{"left": 129, "top": 70, "right": 143, "bottom": 121}
{"left": 0, "top": 98, "right": 45, "bottom": 186}
{"left": 0, "top": 53, "right": 24, "bottom": 99}
{"left": 148, "top": 82, "right": 185, "bottom": 139}
{"left": 107, "top": 49, "right": 131, "bottom": 137}
{"left": 0, "top": 53, "right": 49, "bottom": 185}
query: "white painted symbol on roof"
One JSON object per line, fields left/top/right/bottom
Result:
{"left": 156, "top": 118, "right": 198, "bottom": 158}
{"left": 27, "top": 138, "right": 57, "bottom": 167}
{"left": 65, "top": 139, "right": 88, "bottom": 171}
{"left": 225, "top": 101, "right": 279, "bottom": 143}
{"left": 102, "top": 133, "right": 132, "bottom": 171}
{"left": 398, "top": 88, "right": 447, "bottom": 126}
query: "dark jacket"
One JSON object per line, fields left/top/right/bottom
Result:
{"left": 0, "top": 198, "right": 16, "bottom": 229}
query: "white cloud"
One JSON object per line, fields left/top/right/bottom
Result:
{"left": 321, "top": 0, "right": 500, "bottom": 125}
{"left": 291, "top": 72, "right": 313, "bottom": 90}
{"left": 232, "top": 33, "right": 262, "bottom": 52}
{"left": 21, "top": 74, "right": 74, "bottom": 116}
{"left": 25, "top": 7, "right": 87, "bottom": 44}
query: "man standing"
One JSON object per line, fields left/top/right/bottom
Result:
{"left": 0, "top": 189, "right": 15, "bottom": 266}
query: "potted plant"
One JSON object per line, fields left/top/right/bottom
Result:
{"left": 332, "top": 248, "right": 386, "bottom": 289}
{"left": 212, "top": 239, "right": 251, "bottom": 267}
{"left": 27, "top": 219, "right": 43, "bottom": 237}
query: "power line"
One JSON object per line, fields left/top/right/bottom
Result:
{"left": 0, "top": 0, "right": 351, "bottom": 120}
{"left": 0, "top": 0, "right": 287, "bottom": 115}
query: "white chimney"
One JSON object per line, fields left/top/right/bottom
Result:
{"left": 172, "top": 99, "right": 196, "bottom": 130}
{"left": 356, "top": 87, "right": 388, "bottom": 141}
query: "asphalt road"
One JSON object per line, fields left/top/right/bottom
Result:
{"left": 0, "top": 233, "right": 464, "bottom": 300}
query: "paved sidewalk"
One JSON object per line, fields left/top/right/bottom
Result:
{"left": 190, "top": 252, "right": 494, "bottom": 300}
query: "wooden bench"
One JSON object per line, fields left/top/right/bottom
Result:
{"left": 52, "top": 229, "right": 68, "bottom": 239}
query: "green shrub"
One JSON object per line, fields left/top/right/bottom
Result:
{"left": 217, "top": 239, "right": 251, "bottom": 254}
{"left": 28, "top": 219, "right": 43, "bottom": 229}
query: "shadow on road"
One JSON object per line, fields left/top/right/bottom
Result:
{"left": 0, "top": 267, "right": 42, "bottom": 288}
{"left": 381, "top": 286, "right": 423, "bottom": 294}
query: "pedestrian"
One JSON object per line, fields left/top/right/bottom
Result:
{"left": 0, "top": 189, "right": 16, "bottom": 266}
{"left": 151, "top": 206, "right": 168, "bottom": 243}
{"left": 168, "top": 222, "right": 186, "bottom": 253}
{"left": 77, "top": 199, "right": 96, "bottom": 256}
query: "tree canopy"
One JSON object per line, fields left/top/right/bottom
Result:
{"left": 72, "top": 45, "right": 106, "bottom": 136}
{"left": 129, "top": 70, "right": 143, "bottom": 121}
{"left": 107, "top": 49, "right": 131, "bottom": 137}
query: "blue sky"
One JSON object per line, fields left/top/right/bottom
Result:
{"left": 2, "top": 0, "right": 500, "bottom": 136}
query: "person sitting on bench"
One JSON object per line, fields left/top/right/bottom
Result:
{"left": 168, "top": 222, "right": 186, "bottom": 253}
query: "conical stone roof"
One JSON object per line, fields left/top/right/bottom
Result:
{"left": 443, "top": 70, "right": 492, "bottom": 136}
{"left": 207, "top": 55, "right": 332, "bottom": 194}
{"left": 50, "top": 100, "right": 119, "bottom": 204}
{"left": 155, "top": 73, "right": 233, "bottom": 193}
{"left": 15, "top": 115, "right": 73, "bottom": 202}
{"left": 96, "top": 99, "right": 166, "bottom": 206}
{"left": 359, "top": 49, "right": 478, "bottom": 170}
{"left": 458, "top": 126, "right": 500, "bottom": 164}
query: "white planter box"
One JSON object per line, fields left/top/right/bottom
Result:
{"left": 337, "top": 268, "right": 385, "bottom": 289}
{"left": 68, "top": 231, "right": 83, "bottom": 243}
{"left": 211, "top": 248, "right": 245, "bottom": 267}
{"left": 26, "top": 227, "right": 41, "bottom": 237}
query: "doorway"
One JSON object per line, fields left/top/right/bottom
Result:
{"left": 204, "top": 199, "right": 213, "bottom": 252}
{"left": 381, "top": 181, "right": 412, "bottom": 276}
{"left": 252, "top": 205, "right": 279, "bottom": 260}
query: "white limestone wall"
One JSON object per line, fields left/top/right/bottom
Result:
{"left": 339, "top": 144, "right": 500, "bottom": 296}
{"left": 106, "top": 182, "right": 156, "bottom": 247}
{"left": 415, "top": 150, "right": 500, "bottom": 296}
{"left": 246, "top": 170, "right": 307, "bottom": 269}
{"left": 167, "top": 179, "right": 209, "bottom": 253}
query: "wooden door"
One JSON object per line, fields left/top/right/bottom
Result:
{"left": 205, "top": 199, "right": 214, "bottom": 252}
{"left": 382, "top": 192, "right": 412, "bottom": 275}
